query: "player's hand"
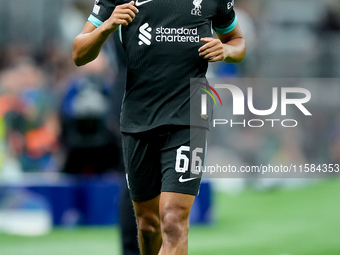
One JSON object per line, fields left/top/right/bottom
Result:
{"left": 106, "top": 1, "right": 139, "bottom": 32}
{"left": 198, "top": 37, "right": 230, "bottom": 62}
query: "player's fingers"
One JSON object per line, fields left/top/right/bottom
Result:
{"left": 118, "top": 19, "right": 129, "bottom": 26}
{"left": 118, "top": 9, "right": 137, "bottom": 19}
{"left": 208, "top": 55, "right": 224, "bottom": 62}
{"left": 127, "top": 1, "right": 139, "bottom": 13}
{"left": 121, "top": 15, "right": 133, "bottom": 25}
{"left": 202, "top": 49, "right": 224, "bottom": 62}
{"left": 125, "top": 16, "right": 134, "bottom": 24}
{"left": 200, "top": 44, "right": 224, "bottom": 61}
{"left": 198, "top": 42, "right": 212, "bottom": 52}
{"left": 121, "top": 8, "right": 137, "bottom": 14}
{"left": 199, "top": 43, "right": 213, "bottom": 53}
{"left": 199, "top": 44, "right": 220, "bottom": 57}
{"left": 115, "top": 13, "right": 134, "bottom": 25}
{"left": 117, "top": 2, "right": 139, "bottom": 14}
{"left": 200, "top": 37, "right": 214, "bottom": 43}
{"left": 198, "top": 39, "right": 219, "bottom": 53}
{"left": 199, "top": 48, "right": 211, "bottom": 57}
{"left": 202, "top": 51, "right": 223, "bottom": 60}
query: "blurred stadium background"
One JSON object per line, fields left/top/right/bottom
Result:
{"left": 0, "top": 0, "right": 340, "bottom": 254}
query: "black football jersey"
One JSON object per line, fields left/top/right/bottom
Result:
{"left": 88, "top": 0, "right": 237, "bottom": 132}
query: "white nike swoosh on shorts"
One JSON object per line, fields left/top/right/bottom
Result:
{"left": 135, "top": 0, "right": 154, "bottom": 6}
{"left": 178, "top": 175, "right": 199, "bottom": 183}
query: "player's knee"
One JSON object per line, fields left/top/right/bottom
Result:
{"left": 161, "top": 207, "right": 190, "bottom": 243}
{"left": 136, "top": 212, "right": 160, "bottom": 234}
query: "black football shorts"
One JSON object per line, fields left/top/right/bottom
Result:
{"left": 121, "top": 125, "right": 207, "bottom": 202}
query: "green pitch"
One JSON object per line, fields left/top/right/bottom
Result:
{"left": 1, "top": 179, "right": 339, "bottom": 255}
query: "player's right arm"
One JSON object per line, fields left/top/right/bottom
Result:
{"left": 72, "top": 1, "right": 138, "bottom": 66}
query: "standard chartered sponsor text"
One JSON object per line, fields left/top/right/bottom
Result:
{"left": 155, "top": 27, "right": 200, "bottom": 43}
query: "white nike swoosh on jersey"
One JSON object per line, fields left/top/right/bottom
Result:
{"left": 178, "top": 175, "right": 199, "bottom": 183}
{"left": 135, "top": 0, "right": 154, "bottom": 6}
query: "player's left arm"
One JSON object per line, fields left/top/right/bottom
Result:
{"left": 198, "top": 23, "right": 246, "bottom": 63}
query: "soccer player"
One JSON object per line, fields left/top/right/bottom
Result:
{"left": 72, "top": 0, "right": 245, "bottom": 254}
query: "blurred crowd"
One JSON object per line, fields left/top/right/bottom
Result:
{"left": 0, "top": 42, "right": 125, "bottom": 177}
{"left": 0, "top": 0, "right": 339, "bottom": 183}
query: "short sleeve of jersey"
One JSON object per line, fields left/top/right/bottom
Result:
{"left": 88, "top": 0, "right": 117, "bottom": 28}
{"left": 212, "top": 0, "right": 238, "bottom": 34}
